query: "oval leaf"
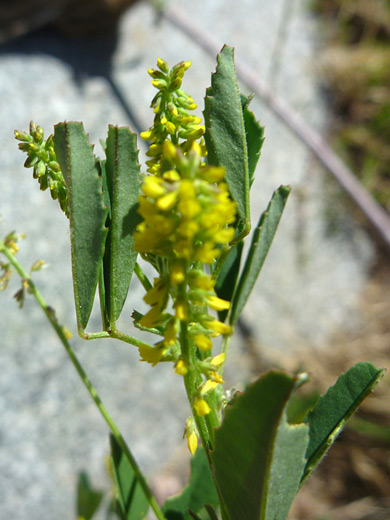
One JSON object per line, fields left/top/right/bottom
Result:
{"left": 302, "top": 361, "right": 385, "bottom": 484}
{"left": 104, "top": 125, "right": 141, "bottom": 324}
{"left": 212, "top": 372, "right": 309, "bottom": 520}
{"left": 204, "top": 45, "right": 250, "bottom": 224}
{"left": 110, "top": 435, "right": 149, "bottom": 520}
{"left": 162, "top": 447, "right": 219, "bottom": 520}
{"left": 53, "top": 122, "right": 108, "bottom": 330}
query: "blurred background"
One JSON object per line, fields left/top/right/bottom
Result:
{"left": 0, "top": 0, "right": 389, "bottom": 518}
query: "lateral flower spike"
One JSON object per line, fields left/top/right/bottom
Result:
{"left": 15, "top": 121, "right": 69, "bottom": 217}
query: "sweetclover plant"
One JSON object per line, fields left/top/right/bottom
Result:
{"left": 1, "top": 46, "right": 384, "bottom": 520}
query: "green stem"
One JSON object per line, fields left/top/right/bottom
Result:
{"left": 134, "top": 262, "right": 153, "bottom": 291}
{"left": 0, "top": 242, "right": 166, "bottom": 520}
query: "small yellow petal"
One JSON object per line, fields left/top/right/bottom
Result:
{"left": 175, "top": 359, "right": 188, "bottom": 376}
{"left": 187, "top": 431, "right": 198, "bottom": 455}
{"left": 206, "top": 295, "right": 230, "bottom": 311}
{"left": 194, "top": 398, "right": 211, "bottom": 416}
{"left": 193, "top": 334, "right": 212, "bottom": 352}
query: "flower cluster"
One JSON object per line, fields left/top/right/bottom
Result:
{"left": 140, "top": 58, "right": 206, "bottom": 174}
{"left": 15, "top": 122, "right": 68, "bottom": 216}
{"left": 134, "top": 139, "right": 236, "bottom": 420}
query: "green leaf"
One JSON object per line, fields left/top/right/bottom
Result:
{"left": 110, "top": 435, "right": 149, "bottom": 520}
{"left": 212, "top": 372, "right": 309, "bottom": 520}
{"left": 53, "top": 122, "right": 108, "bottom": 330}
{"left": 241, "top": 94, "right": 265, "bottom": 187}
{"left": 229, "top": 185, "right": 290, "bottom": 326}
{"left": 104, "top": 125, "right": 141, "bottom": 324}
{"left": 76, "top": 471, "right": 104, "bottom": 520}
{"left": 204, "top": 45, "right": 250, "bottom": 224}
{"left": 162, "top": 447, "right": 219, "bottom": 520}
{"left": 302, "top": 362, "right": 385, "bottom": 484}
{"left": 215, "top": 242, "right": 243, "bottom": 322}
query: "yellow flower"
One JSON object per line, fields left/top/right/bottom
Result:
{"left": 205, "top": 320, "right": 233, "bottom": 336}
{"left": 194, "top": 398, "right": 211, "bottom": 416}
{"left": 139, "top": 344, "right": 166, "bottom": 366}
{"left": 187, "top": 431, "right": 198, "bottom": 455}
{"left": 206, "top": 295, "right": 230, "bottom": 311}
{"left": 175, "top": 298, "right": 188, "bottom": 321}
{"left": 139, "top": 305, "right": 163, "bottom": 328}
{"left": 193, "top": 334, "right": 212, "bottom": 352}
{"left": 175, "top": 359, "right": 188, "bottom": 376}
{"left": 170, "top": 263, "right": 185, "bottom": 285}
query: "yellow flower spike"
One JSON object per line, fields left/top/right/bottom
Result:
{"left": 211, "top": 353, "right": 226, "bottom": 366}
{"left": 206, "top": 295, "right": 230, "bottom": 311}
{"left": 175, "top": 298, "right": 188, "bottom": 321}
{"left": 187, "top": 431, "right": 198, "bottom": 455}
{"left": 156, "top": 191, "right": 178, "bottom": 211}
{"left": 142, "top": 176, "right": 166, "bottom": 199}
{"left": 193, "top": 333, "right": 212, "bottom": 352}
{"left": 170, "top": 263, "right": 186, "bottom": 285}
{"left": 205, "top": 320, "right": 233, "bottom": 336}
{"left": 139, "top": 344, "right": 165, "bottom": 366}
{"left": 175, "top": 359, "right": 188, "bottom": 376}
{"left": 194, "top": 398, "right": 211, "bottom": 416}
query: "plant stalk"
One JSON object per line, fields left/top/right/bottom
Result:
{"left": 0, "top": 241, "right": 166, "bottom": 520}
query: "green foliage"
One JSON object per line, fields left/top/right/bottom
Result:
{"left": 204, "top": 45, "right": 250, "bottom": 226}
{"left": 229, "top": 185, "right": 290, "bottom": 326}
{"left": 302, "top": 362, "right": 385, "bottom": 484}
{"left": 240, "top": 94, "right": 265, "bottom": 187}
{"left": 76, "top": 472, "right": 104, "bottom": 520}
{"left": 110, "top": 435, "right": 149, "bottom": 520}
{"left": 103, "top": 125, "right": 141, "bottom": 325}
{"left": 162, "top": 447, "right": 220, "bottom": 520}
{"left": 212, "top": 372, "right": 309, "bottom": 520}
{"left": 53, "top": 122, "right": 108, "bottom": 330}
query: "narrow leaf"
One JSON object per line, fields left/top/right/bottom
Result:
{"left": 302, "top": 362, "right": 385, "bottom": 484}
{"left": 76, "top": 471, "right": 104, "bottom": 520}
{"left": 162, "top": 447, "right": 219, "bottom": 520}
{"left": 241, "top": 94, "right": 265, "bottom": 187}
{"left": 215, "top": 242, "right": 243, "bottom": 322}
{"left": 110, "top": 435, "right": 149, "bottom": 520}
{"left": 53, "top": 122, "right": 108, "bottom": 330}
{"left": 230, "top": 185, "right": 290, "bottom": 325}
{"left": 104, "top": 125, "right": 141, "bottom": 323}
{"left": 212, "top": 372, "right": 309, "bottom": 520}
{"left": 204, "top": 45, "right": 250, "bottom": 223}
